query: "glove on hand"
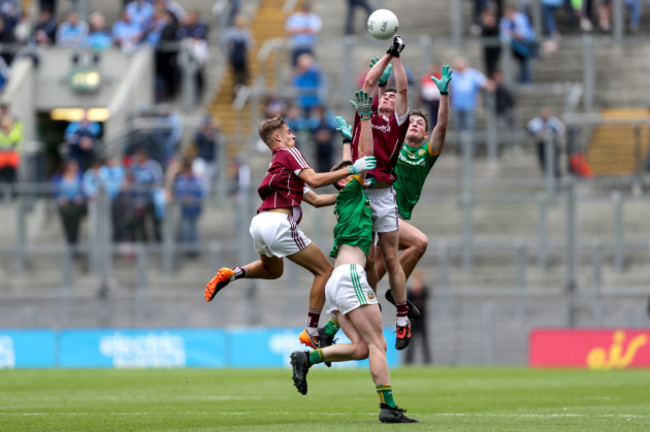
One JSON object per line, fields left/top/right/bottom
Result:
{"left": 386, "top": 35, "right": 405, "bottom": 58}
{"left": 431, "top": 64, "right": 452, "bottom": 95}
{"left": 369, "top": 57, "right": 393, "bottom": 88}
{"left": 335, "top": 116, "right": 353, "bottom": 144}
{"left": 349, "top": 90, "right": 373, "bottom": 121}
{"left": 363, "top": 177, "right": 377, "bottom": 187}
{"left": 348, "top": 156, "right": 377, "bottom": 175}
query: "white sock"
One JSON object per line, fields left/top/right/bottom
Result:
{"left": 396, "top": 316, "right": 409, "bottom": 327}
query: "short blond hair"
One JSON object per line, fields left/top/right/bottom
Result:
{"left": 258, "top": 114, "right": 285, "bottom": 146}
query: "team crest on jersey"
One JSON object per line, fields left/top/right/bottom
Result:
{"left": 366, "top": 290, "right": 376, "bottom": 300}
{"left": 418, "top": 149, "right": 426, "bottom": 156}
{"left": 372, "top": 123, "right": 391, "bottom": 133}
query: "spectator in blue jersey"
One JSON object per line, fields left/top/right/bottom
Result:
{"left": 449, "top": 56, "right": 493, "bottom": 138}
{"left": 285, "top": 0, "right": 321, "bottom": 66}
{"left": 499, "top": 5, "right": 536, "bottom": 83}
{"left": 82, "top": 156, "right": 126, "bottom": 201}
{"left": 83, "top": 12, "right": 112, "bottom": 51}
{"left": 64, "top": 109, "right": 101, "bottom": 172}
{"left": 56, "top": 10, "right": 88, "bottom": 47}
{"left": 51, "top": 159, "right": 86, "bottom": 253}
{"left": 113, "top": 9, "right": 143, "bottom": 53}
{"left": 126, "top": 0, "right": 154, "bottom": 33}
{"left": 173, "top": 158, "right": 204, "bottom": 257}
{"left": 291, "top": 52, "right": 324, "bottom": 118}
{"left": 129, "top": 147, "right": 164, "bottom": 242}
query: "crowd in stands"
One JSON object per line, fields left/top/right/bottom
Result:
{"left": 46, "top": 107, "right": 223, "bottom": 260}
{"left": 0, "top": 0, "right": 211, "bottom": 101}
{"left": 1, "top": 0, "right": 648, "bottom": 261}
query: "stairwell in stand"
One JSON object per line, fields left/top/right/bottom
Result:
{"left": 587, "top": 109, "right": 649, "bottom": 176}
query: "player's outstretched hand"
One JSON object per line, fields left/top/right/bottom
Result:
{"left": 431, "top": 64, "right": 452, "bottom": 95}
{"left": 386, "top": 35, "right": 405, "bottom": 58}
{"left": 349, "top": 90, "right": 373, "bottom": 120}
{"left": 335, "top": 116, "right": 352, "bottom": 144}
{"left": 348, "top": 156, "right": 376, "bottom": 175}
{"left": 369, "top": 57, "right": 393, "bottom": 88}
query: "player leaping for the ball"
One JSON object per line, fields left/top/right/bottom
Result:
{"left": 204, "top": 115, "right": 376, "bottom": 346}
{"left": 320, "top": 66, "right": 452, "bottom": 358}
{"left": 290, "top": 90, "right": 419, "bottom": 424}
{"left": 349, "top": 35, "right": 412, "bottom": 350}
{"left": 374, "top": 65, "right": 452, "bottom": 306}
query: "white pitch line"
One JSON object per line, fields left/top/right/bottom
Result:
{"left": 1, "top": 412, "right": 649, "bottom": 419}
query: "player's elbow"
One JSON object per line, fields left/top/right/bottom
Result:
{"left": 303, "top": 175, "right": 323, "bottom": 189}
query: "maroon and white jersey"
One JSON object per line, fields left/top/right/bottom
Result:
{"left": 351, "top": 107, "right": 409, "bottom": 185}
{"left": 257, "top": 147, "right": 312, "bottom": 220}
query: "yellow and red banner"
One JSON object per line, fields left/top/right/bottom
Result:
{"left": 530, "top": 329, "right": 650, "bottom": 369}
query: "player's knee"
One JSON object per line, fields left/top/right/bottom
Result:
{"left": 414, "top": 233, "right": 429, "bottom": 257}
{"left": 353, "top": 344, "right": 369, "bottom": 360}
{"left": 383, "top": 252, "right": 400, "bottom": 270}
{"left": 263, "top": 264, "right": 283, "bottom": 279}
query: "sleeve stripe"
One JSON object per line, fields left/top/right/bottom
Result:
{"left": 288, "top": 147, "right": 310, "bottom": 168}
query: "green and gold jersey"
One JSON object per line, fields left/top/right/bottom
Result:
{"left": 330, "top": 175, "right": 373, "bottom": 258}
{"left": 393, "top": 142, "right": 440, "bottom": 220}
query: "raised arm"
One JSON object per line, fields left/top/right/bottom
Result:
{"left": 350, "top": 90, "right": 374, "bottom": 162}
{"left": 428, "top": 64, "right": 452, "bottom": 155}
{"left": 362, "top": 53, "right": 392, "bottom": 95}
{"left": 388, "top": 36, "right": 408, "bottom": 118}
{"left": 335, "top": 115, "right": 353, "bottom": 162}
{"left": 368, "top": 56, "right": 393, "bottom": 101}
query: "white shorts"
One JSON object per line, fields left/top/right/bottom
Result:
{"left": 249, "top": 211, "right": 312, "bottom": 258}
{"left": 324, "top": 264, "right": 378, "bottom": 316}
{"left": 365, "top": 186, "right": 399, "bottom": 233}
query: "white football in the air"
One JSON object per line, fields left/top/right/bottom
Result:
{"left": 367, "top": 9, "right": 399, "bottom": 40}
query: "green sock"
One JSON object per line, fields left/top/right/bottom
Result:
{"left": 376, "top": 384, "right": 396, "bottom": 408}
{"left": 308, "top": 349, "right": 324, "bottom": 366}
{"left": 323, "top": 317, "right": 340, "bottom": 337}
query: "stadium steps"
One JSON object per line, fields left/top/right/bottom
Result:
{"left": 586, "top": 109, "right": 649, "bottom": 176}
{"left": 207, "top": 0, "right": 290, "bottom": 174}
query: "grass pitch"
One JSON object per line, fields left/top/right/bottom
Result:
{"left": 1, "top": 367, "right": 649, "bottom": 431}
